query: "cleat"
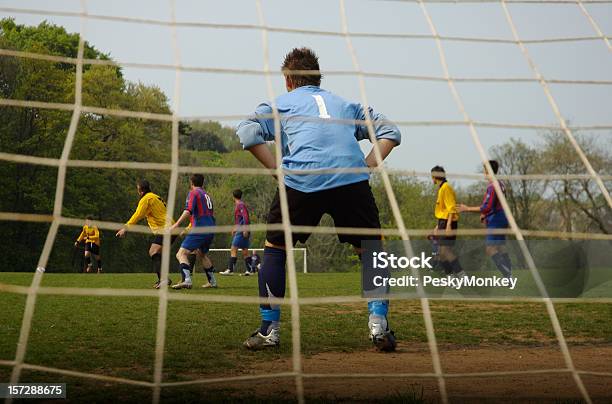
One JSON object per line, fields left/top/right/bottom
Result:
{"left": 241, "top": 271, "right": 252, "bottom": 277}
{"left": 171, "top": 281, "right": 192, "bottom": 290}
{"left": 369, "top": 316, "right": 396, "bottom": 352}
{"left": 371, "top": 330, "right": 397, "bottom": 352}
{"left": 453, "top": 270, "right": 467, "bottom": 279}
{"left": 243, "top": 328, "right": 280, "bottom": 350}
{"left": 97, "top": 268, "right": 103, "bottom": 274}
{"left": 201, "top": 282, "right": 217, "bottom": 289}
{"left": 153, "top": 279, "right": 173, "bottom": 289}
{"left": 220, "top": 269, "right": 234, "bottom": 276}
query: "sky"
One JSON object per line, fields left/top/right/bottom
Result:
{"left": 2, "top": 0, "right": 611, "bottom": 185}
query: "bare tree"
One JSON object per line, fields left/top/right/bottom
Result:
{"left": 489, "top": 138, "right": 548, "bottom": 229}
{"left": 540, "top": 131, "right": 612, "bottom": 234}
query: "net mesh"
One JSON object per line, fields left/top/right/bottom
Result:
{"left": 1, "top": 0, "right": 611, "bottom": 403}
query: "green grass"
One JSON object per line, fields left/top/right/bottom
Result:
{"left": 0, "top": 272, "right": 610, "bottom": 402}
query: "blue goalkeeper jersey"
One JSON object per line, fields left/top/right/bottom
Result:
{"left": 236, "top": 85, "right": 401, "bottom": 193}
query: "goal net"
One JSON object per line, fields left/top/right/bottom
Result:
{"left": 0, "top": 0, "right": 610, "bottom": 403}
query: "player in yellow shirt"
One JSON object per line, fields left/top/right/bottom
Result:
{"left": 116, "top": 179, "right": 176, "bottom": 288}
{"left": 431, "top": 166, "right": 465, "bottom": 277}
{"left": 75, "top": 215, "right": 102, "bottom": 273}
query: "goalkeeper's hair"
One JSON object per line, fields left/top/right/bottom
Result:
{"left": 282, "top": 47, "right": 322, "bottom": 87}
{"left": 232, "top": 189, "right": 243, "bottom": 200}
{"left": 190, "top": 173, "right": 204, "bottom": 187}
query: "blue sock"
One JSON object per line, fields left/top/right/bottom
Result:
{"left": 204, "top": 266, "right": 213, "bottom": 282}
{"left": 368, "top": 300, "right": 389, "bottom": 317}
{"left": 441, "top": 260, "right": 453, "bottom": 275}
{"left": 450, "top": 258, "right": 464, "bottom": 274}
{"left": 180, "top": 263, "right": 191, "bottom": 283}
{"left": 502, "top": 253, "right": 512, "bottom": 276}
{"left": 492, "top": 253, "right": 511, "bottom": 278}
{"left": 258, "top": 246, "right": 286, "bottom": 334}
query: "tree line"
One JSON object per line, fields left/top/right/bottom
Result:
{"left": 1, "top": 19, "right": 609, "bottom": 273}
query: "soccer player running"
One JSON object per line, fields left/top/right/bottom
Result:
{"left": 236, "top": 47, "right": 401, "bottom": 351}
{"left": 431, "top": 166, "right": 465, "bottom": 277}
{"left": 75, "top": 215, "right": 102, "bottom": 273}
{"left": 170, "top": 174, "right": 217, "bottom": 289}
{"left": 116, "top": 179, "right": 175, "bottom": 289}
{"left": 457, "top": 160, "right": 512, "bottom": 278}
{"left": 220, "top": 189, "right": 252, "bottom": 276}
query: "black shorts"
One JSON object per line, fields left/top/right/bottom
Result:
{"left": 84, "top": 242, "right": 100, "bottom": 255}
{"left": 266, "top": 180, "right": 381, "bottom": 248}
{"left": 151, "top": 234, "right": 178, "bottom": 246}
{"left": 436, "top": 219, "right": 458, "bottom": 246}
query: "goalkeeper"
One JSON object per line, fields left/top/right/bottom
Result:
{"left": 75, "top": 215, "right": 102, "bottom": 273}
{"left": 236, "top": 47, "right": 401, "bottom": 351}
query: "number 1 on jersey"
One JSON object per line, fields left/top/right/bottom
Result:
{"left": 312, "top": 95, "right": 331, "bottom": 119}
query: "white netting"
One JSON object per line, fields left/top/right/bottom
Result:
{"left": 1, "top": 0, "right": 612, "bottom": 403}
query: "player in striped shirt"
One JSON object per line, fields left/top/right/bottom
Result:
{"left": 458, "top": 160, "right": 512, "bottom": 278}
{"left": 170, "top": 174, "right": 217, "bottom": 289}
{"left": 75, "top": 215, "right": 102, "bottom": 273}
{"left": 220, "top": 189, "right": 252, "bottom": 275}
{"left": 116, "top": 179, "right": 175, "bottom": 289}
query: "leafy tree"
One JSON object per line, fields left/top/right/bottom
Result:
{"left": 179, "top": 120, "right": 243, "bottom": 154}
{"left": 0, "top": 19, "right": 173, "bottom": 272}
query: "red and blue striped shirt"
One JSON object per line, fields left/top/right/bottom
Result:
{"left": 234, "top": 201, "right": 250, "bottom": 226}
{"left": 480, "top": 181, "right": 508, "bottom": 226}
{"left": 185, "top": 188, "right": 215, "bottom": 227}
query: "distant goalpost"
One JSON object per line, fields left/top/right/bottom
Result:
{"left": 207, "top": 248, "right": 308, "bottom": 273}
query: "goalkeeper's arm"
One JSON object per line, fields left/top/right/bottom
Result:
{"left": 236, "top": 103, "right": 277, "bottom": 174}
{"left": 247, "top": 144, "right": 276, "bottom": 170}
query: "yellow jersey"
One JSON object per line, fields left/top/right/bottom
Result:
{"left": 76, "top": 225, "right": 100, "bottom": 245}
{"left": 126, "top": 192, "right": 173, "bottom": 234}
{"left": 435, "top": 181, "right": 459, "bottom": 221}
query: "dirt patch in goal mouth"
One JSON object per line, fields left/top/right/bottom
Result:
{"left": 190, "top": 344, "right": 612, "bottom": 403}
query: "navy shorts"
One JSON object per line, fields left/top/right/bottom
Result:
{"left": 181, "top": 233, "right": 214, "bottom": 254}
{"left": 485, "top": 220, "right": 508, "bottom": 246}
{"left": 231, "top": 233, "right": 251, "bottom": 249}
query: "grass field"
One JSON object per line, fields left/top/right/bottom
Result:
{"left": 1, "top": 271, "right": 611, "bottom": 403}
